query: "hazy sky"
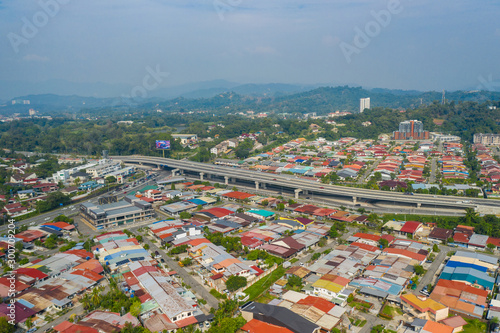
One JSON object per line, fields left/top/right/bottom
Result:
{"left": 1, "top": 0, "right": 500, "bottom": 96}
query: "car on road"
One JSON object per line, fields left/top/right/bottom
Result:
{"left": 30, "top": 222, "right": 36, "bottom": 226}
{"left": 45, "top": 217, "right": 50, "bottom": 221}
{"left": 124, "top": 191, "right": 127, "bottom": 194}
{"left": 319, "top": 186, "right": 324, "bottom": 189}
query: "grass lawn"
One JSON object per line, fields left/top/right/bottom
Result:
{"left": 255, "top": 292, "right": 277, "bottom": 304}
{"left": 462, "top": 319, "right": 487, "bottom": 333}
{"left": 243, "top": 266, "right": 286, "bottom": 301}
{"left": 381, "top": 305, "right": 403, "bottom": 317}
{"left": 290, "top": 258, "right": 299, "bottom": 264}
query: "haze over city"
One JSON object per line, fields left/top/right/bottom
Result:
{"left": 1, "top": 0, "right": 500, "bottom": 99}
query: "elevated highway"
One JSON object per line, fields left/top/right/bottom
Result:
{"left": 113, "top": 155, "right": 500, "bottom": 213}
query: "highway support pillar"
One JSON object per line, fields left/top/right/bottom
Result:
{"left": 224, "top": 176, "right": 229, "bottom": 185}
{"left": 352, "top": 196, "right": 357, "bottom": 204}
{"left": 171, "top": 168, "right": 179, "bottom": 176}
{"left": 417, "top": 202, "right": 421, "bottom": 208}
{"left": 255, "top": 181, "right": 259, "bottom": 190}
{"left": 295, "top": 189, "right": 302, "bottom": 199}
{"left": 200, "top": 172, "right": 205, "bottom": 181}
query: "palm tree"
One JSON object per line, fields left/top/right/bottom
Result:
{"left": 91, "top": 286, "right": 102, "bottom": 307}
{"left": 81, "top": 293, "right": 92, "bottom": 310}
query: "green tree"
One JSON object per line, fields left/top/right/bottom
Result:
{"left": 287, "top": 275, "right": 303, "bottom": 289}
{"left": 0, "top": 317, "right": 15, "bottom": 333}
{"left": 378, "top": 238, "right": 389, "bottom": 249}
{"left": 432, "top": 244, "right": 440, "bottom": 252}
{"left": 414, "top": 265, "right": 425, "bottom": 275}
{"left": 225, "top": 275, "right": 247, "bottom": 292}
{"left": 179, "top": 212, "right": 192, "bottom": 219}
{"left": 105, "top": 176, "right": 117, "bottom": 183}
{"left": 129, "top": 299, "right": 142, "bottom": 317}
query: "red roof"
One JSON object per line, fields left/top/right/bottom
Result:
{"left": 487, "top": 237, "right": 500, "bottom": 247}
{"left": 64, "top": 249, "right": 94, "bottom": 259}
{"left": 73, "top": 259, "right": 103, "bottom": 274}
{"left": 400, "top": 221, "right": 422, "bottom": 234}
{"left": 384, "top": 248, "right": 426, "bottom": 261}
{"left": 199, "top": 207, "right": 234, "bottom": 218}
{"left": 70, "top": 269, "right": 103, "bottom": 282}
{"left": 453, "top": 232, "right": 470, "bottom": 244}
{"left": 15, "top": 229, "right": 46, "bottom": 242}
{"left": 210, "top": 273, "right": 224, "bottom": 280}
{"left": 250, "top": 265, "right": 264, "bottom": 276}
{"left": 140, "top": 197, "right": 154, "bottom": 203}
{"left": 0, "top": 277, "right": 30, "bottom": 294}
{"left": 175, "top": 316, "right": 198, "bottom": 328}
{"left": 16, "top": 267, "right": 48, "bottom": 279}
{"left": 241, "top": 319, "right": 294, "bottom": 333}
{"left": 61, "top": 324, "right": 98, "bottom": 333}
{"left": 380, "top": 234, "right": 395, "bottom": 244}
{"left": 353, "top": 232, "right": 381, "bottom": 242}
{"left": 351, "top": 242, "right": 379, "bottom": 252}
{"left": 122, "top": 271, "right": 139, "bottom": 286}
{"left": 43, "top": 221, "right": 75, "bottom": 230}
{"left": 297, "top": 295, "right": 335, "bottom": 313}
{"left": 54, "top": 321, "right": 73, "bottom": 332}
{"left": 222, "top": 191, "right": 255, "bottom": 200}
{"left": 241, "top": 236, "right": 264, "bottom": 248}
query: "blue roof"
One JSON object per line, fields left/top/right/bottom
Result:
{"left": 187, "top": 198, "right": 208, "bottom": 206}
{"left": 41, "top": 225, "right": 62, "bottom": 231}
{"left": 248, "top": 209, "right": 275, "bottom": 218}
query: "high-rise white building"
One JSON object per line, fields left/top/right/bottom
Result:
{"left": 360, "top": 98, "right": 370, "bottom": 113}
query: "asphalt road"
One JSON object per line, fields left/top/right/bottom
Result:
{"left": 416, "top": 245, "right": 449, "bottom": 292}
{"left": 131, "top": 228, "right": 220, "bottom": 310}
{"left": 116, "top": 155, "right": 489, "bottom": 210}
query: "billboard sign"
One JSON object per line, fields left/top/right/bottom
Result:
{"left": 155, "top": 140, "right": 170, "bottom": 149}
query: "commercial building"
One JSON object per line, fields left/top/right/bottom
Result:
{"left": 360, "top": 97, "right": 370, "bottom": 113}
{"left": 473, "top": 133, "right": 500, "bottom": 145}
{"left": 80, "top": 195, "right": 154, "bottom": 228}
{"left": 393, "top": 120, "right": 430, "bottom": 140}
{"left": 86, "top": 160, "right": 122, "bottom": 178}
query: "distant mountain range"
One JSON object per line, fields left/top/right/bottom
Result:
{"left": 1, "top": 80, "right": 500, "bottom": 116}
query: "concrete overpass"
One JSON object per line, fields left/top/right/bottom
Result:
{"left": 113, "top": 155, "right": 499, "bottom": 213}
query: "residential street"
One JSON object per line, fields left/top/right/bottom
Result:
{"left": 416, "top": 245, "right": 449, "bottom": 292}
{"left": 132, "top": 228, "right": 220, "bottom": 310}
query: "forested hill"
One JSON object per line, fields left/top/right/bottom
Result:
{"left": 150, "top": 86, "right": 500, "bottom": 115}
{"left": 3, "top": 85, "right": 500, "bottom": 116}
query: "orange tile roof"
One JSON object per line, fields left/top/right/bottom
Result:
{"left": 401, "top": 294, "right": 447, "bottom": 313}
{"left": 422, "top": 320, "right": 453, "bottom": 333}
{"left": 70, "top": 269, "right": 103, "bottom": 282}
{"left": 297, "top": 296, "right": 335, "bottom": 313}
{"left": 241, "top": 319, "right": 294, "bottom": 333}
{"left": 353, "top": 232, "right": 381, "bottom": 242}
{"left": 73, "top": 259, "right": 103, "bottom": 274}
